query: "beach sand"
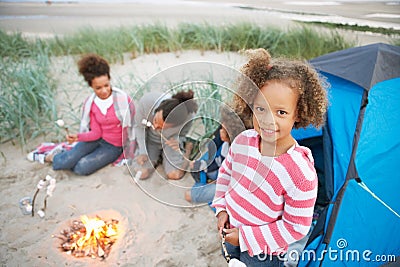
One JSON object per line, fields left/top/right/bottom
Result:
{"left": 0, "top": 1, "right": 398, "bottom": 266}
{"left": 0, "top": 50, "right": 247, "bottom": 267}
{"left": 0, "top": 0, "right": 399, "bottom": 44}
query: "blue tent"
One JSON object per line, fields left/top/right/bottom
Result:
{"left": 292, "top": 43, "right": 400, "bottom": 266}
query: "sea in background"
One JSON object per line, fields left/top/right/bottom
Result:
{"left": 0, "top": 0, "right": 399, "bottom": 38}
{"left": 1, "top": 0, "right": 400, "bottom": 5}
{"left": 12, "top": 0, "right": 181, "bottom": 2}
{"left": 1, "top": 0, "right": 399, "bottom": 2}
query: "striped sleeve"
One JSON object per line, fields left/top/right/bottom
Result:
{"left": 239, "top": 147, "right": 318, "bottom": 256}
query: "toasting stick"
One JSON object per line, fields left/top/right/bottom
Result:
{"left": 141, "top": 119, "right": 168, "bottom": 142}
{"left": 56, "top": 119, "right": 70, "bottom": 136}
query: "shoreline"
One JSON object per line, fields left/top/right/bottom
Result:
{"left": 1, "top": 1, "right": 399, "bottom": 45}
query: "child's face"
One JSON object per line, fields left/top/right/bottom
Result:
{"left": 153, "top": 110, "right": 174, "bottom": 130}
{"left": 91, "top": 75, "right": 111, "bottom": 100}
{"left": 252, "top": 80, "right": 299, "bottom": 149}
{"left": 219, "top": 124, "right": 230, "bottom": 143}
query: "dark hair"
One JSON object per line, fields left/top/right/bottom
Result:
{"left": 155, "top": 90, "right": 198, "bottom": 125}
{"left": 220, "top": 105, "right": 246, "bottom": 143}
{"left": 78, "top": 54, "right": 110, "bottom": 86}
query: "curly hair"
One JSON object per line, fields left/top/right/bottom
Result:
{"left": 77, "top": 54, "right": 110, "bottom": 86}
{"left": 171, "top": 90, "right": 198, "bottom": 114}
{"left": 233, "top": 48, "right": 328, "bottom": 129}
{"left": 220, "top": 104, "right": 247, "bottom": 142}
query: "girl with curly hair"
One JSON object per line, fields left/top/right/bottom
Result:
{"left": 212, "top": 48, "right": 328, "bottom": 266}
{"left": 30, "top": 54, "right": 135, "bottom": 175}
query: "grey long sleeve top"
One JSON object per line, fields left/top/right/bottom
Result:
{"left": 134, "top": 91, "right": 194, "bottom": 155}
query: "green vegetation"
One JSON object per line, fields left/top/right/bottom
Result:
{"left": 46, "top": 23, "right": 354, "bottom": 62}
{"left": 0, "top": 55, "right": 57, "bottom": 146}
{"left": 300, "top": 21, "right": 400, "bottom": 37}
{"left": 1, "top": 22, "right": 355, "bottom": 148}
{"left": 390, "top": 38, "right": 400, "bottom": 46}
{"left": 0, "top": 31, "right": 51, "bottom": 62}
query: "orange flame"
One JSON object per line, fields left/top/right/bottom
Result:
{"left": 61, "top": 215, "right": 118, "bottom": 258}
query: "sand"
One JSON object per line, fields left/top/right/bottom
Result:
{"left": 0, "top": 1, "right": 399, "bottom": 266}
{"left": 0, "top": 0, "right": 399, "bottom": 44}
{"left": 0, "top": 50, "right": 247, "bottom": 266}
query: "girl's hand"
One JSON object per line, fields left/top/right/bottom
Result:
{"left": 66, "top": 134, "right": 78, "bottom": 144}
{"left": 165, "top": 138, "right": 180, "bottom": 151}
{"left": 216, "top": 211, "right": 230, "bottom": 231}
{"left": 221, "top": 228, "right": 239, "bottom": 246}
{"left": 189, "top": 160, "right": 195, "bottom": 169}
{"left": 136, "top": 154, "right": 149, "bottom": 165}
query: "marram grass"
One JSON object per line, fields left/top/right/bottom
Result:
{"left": 0, "top": 55, "right": 57, "bottom": 147}
{"left": 45, "top": 22, "right": 355, "bottom": 62}
{"left": 1, "top": 22, "right": 356, "bottom": 148}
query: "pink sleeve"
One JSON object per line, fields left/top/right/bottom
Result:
{"left": 78, "top": 110, "right": 102, "bottom": 142}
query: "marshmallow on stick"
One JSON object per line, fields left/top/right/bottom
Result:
{"left": 56, "top": 119, "right": 69, "bottom": 135}
{"left": 141, "top": 119, "right": 168, "bottom": 142}
{"left": 141, "top": 119, "right": 154, "bottom": 129}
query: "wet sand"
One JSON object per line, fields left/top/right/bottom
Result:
{"left": 0, "top": 0, "right": 399, "bottom": 44}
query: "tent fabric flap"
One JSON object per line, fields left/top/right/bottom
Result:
{"left": 310, "top": 43, "right": 400, "bottom": 91}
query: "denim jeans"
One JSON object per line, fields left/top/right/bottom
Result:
{"left": 52, "top": 139, "right": 122, "bottom": 175}
{"left": 190, "top": 182, "right": 216, "bottom": 203}
{"left": 224, "top": 242, "right": 284, "bottom": 267}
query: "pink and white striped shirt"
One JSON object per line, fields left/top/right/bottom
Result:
{"left": 212, "top": 129, "right": 317, "bottom": 257}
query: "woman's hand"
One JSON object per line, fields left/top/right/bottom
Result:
{"left": 136, "top": 154, "right": 149, "bottom": 165}
{"left": 221, "top": 228, "right": 239, "bottom": 246}
{"left": 66, "top": 134, "right": 78, "bottom": 144}
{"left": 189, "top": 160, "right": 195, "bottom": 169}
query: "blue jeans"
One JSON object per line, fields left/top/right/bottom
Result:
{"left": 224, "top": 242, "right": 284, "bottom": 267}
{"left": 190, "top": 170, "right": 218, "bottom": 203}
{"left": 52, "top": 139, "right": 122, "bottom": 175}
{"left": 190, "top": 182, "right": 216, "bottom": 203}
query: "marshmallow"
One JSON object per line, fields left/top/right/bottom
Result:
{"left": 55, "top": 119, "right": 65, "bottom": 127}
{"left": 37, "top": 210, "right": 45, "bottom": 218}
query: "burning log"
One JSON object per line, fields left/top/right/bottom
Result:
{"left": 57, "top": 215, "right": 119, "bottom": 259}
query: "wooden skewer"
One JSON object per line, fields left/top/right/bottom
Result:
{"left": 142, "top": 119, "right": 168, "bottom": 142}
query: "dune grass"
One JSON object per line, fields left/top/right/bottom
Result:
{"left": 302, "top": 21, "right": 400, "bottom": 36}
{"left": 392, "top": 39, "right": 400, "bottom": 46}
{"left": 1, "top": 22, "right": 355, "bottom": 148}
{"left": 46, "top": 22, "right": 354, "bottom": 63}
{"left": 0, "top": 55, "right": 57, "bottom": 147}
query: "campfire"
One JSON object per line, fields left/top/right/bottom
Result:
{"left": 57, "top": 215, "right": 119, "bottom": 259}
